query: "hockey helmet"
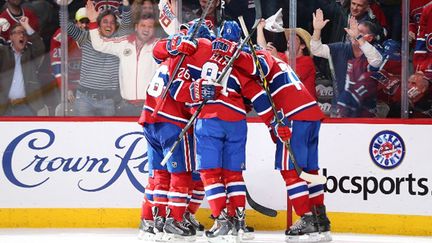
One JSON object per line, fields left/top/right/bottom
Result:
{"left": 220, "top": 20, "right": 241, "bottom": 42}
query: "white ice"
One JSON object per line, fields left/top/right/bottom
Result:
{"left": 0, "top": 229, "right": 432, "bottom": 243}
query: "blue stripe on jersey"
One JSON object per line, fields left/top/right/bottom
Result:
{"left": 168, "top": 195, "right": 188, "bottom": 200}
{"left": 146, "top": 192, "right": 154, "bottom": 202}
{"left": 269, "top": 72, "right": 292, "bottom": 94}
{"left": 226, "top": 184, "right": 246, "bottom": 194}
{"left": 205, "top": 185, "right": 226, "bottom": 197}
{"left": 154, "top": 193, "right": 168, "bottom": 199}
{"left": 153, "top": 55, "right": 163, "bottom": 64}
{"left": 257, "top": 56, "right": 270, "bottom": 76}
{"left": 188, "top": 65, "right": 202, "bottom": 81}
{"left": 170, "top": 80, "right": 183, "bottom": 99}
{"left": 308, "top": 184, "right": 324, "bottom": 194}
{"left": 287, "top": 184, "right": 309, "bottom": 196}
{"left": 251, "top": 90, "right": 272, "bottom": 116}
{"left": 187, "top": 101, "right": 246, "bottom": 115}
{"left": 227, "top": 76, "right": 241, "bottom": 93}
{"left": 414, "top": 39, "right": 426, "bottom": 53}
{"left": 52, "top": 64, "right": 61, "bottom": 77}
{"left": 143, "top": 106, "right": 188, "bottom": 124}
{"left": 285, "top": 101, "right": 317, "bottom": 119}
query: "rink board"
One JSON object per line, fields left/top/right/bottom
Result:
{"left": 0, "top": 118, "right": 431, "bottom": 235}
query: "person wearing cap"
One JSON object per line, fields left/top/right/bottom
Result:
{"left": 257, "top": 19, "right": 317, "bottom": 99}
{"left": 50, "top": 7, "right": 90, "bottom": 115}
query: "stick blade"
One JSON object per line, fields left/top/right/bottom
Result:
{"left": 299, "top": 172, "right": 327, "bottom": 184}
{"left": 246, "top": 189, "right": 277, "bottom": 217}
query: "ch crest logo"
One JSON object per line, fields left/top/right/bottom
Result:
{"left": 426, "top": 34, "right": 432, "bottom": 52}
{"left": 369, "top": 130, "right": 405, "bottom": 169}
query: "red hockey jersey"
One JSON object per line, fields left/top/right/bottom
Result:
{"left": 240, "top": 51, "right": 324, "bottom": 121}
{"left": 0, "top": 7, "right": 39, "bottom": 41}
{"left": 50, "top": 28, "right": 82, "bottom": 90}
{"left": 414, "top": 2, "right": 432, "bottom": 73}
{"left": 138, "top": 59, "right": 192, "bottom": 129}
{"left": 410, "top": 0, "right": 432, "bottom": 35}
{"left": 158, "top": 38, "right": 274, "bottom": 124}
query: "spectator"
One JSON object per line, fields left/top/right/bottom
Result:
{"left": 409, "top": 0, "right": 431, "bottom": 44}
{"left": 0, "top": 0, "right": 39, "bottom": 42}
{"left": 311, "top": 9, "right": 383, "bottom": 117}
{"left": 88, "top": 3, "right": 159, "bottom": 116}
{"left": 407, "top": 71, "right": 432, "bottom": 118}
{"left": 257, "top": 18, "right": 317, "bottom": 99}
{"left": 61, "top": 0, "right": 133, "bottom": 116}
{"left": 51, "top": 7, "right": 89, "bottom": 115}
{"left": 0, "top": 17, "right": 45, "bottom": 116}
{"left": 413, "top": 2, "right": 432, "bottom": 73}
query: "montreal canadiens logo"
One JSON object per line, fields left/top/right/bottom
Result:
{"left": 369, "top": 130, "right": 405, "bottom": 169}
{"left": 427, "top": 34, "right": 432, "bottom": 52}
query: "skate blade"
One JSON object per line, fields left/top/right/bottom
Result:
{"left": 319, "top": 232, "right": 332, "bottom": 242}
{"left": 154, "top": 232, "right": 167, "bottom": 242}
{"left": 241, "top": 232, "right": 255, "bottom": 241}
{"left": 163, "top": 233, "right": 197, "bottom": 242}
{"left": 195, "top": 230, "right": 204, "bottom": 237}
{"left": 207, "top": 234, "right": 240, "bottom": 243}
{"left": 137, "top": 230, "right": 155, "bottom": 241}
{"left": 286, "top": 232, "right": 321, "bottom": 242}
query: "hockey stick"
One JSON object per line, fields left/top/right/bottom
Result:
{"left": 246, "top": 187, "right": 277, "bottom": 217}
{"left": 151, "top": 0, "right": 215, "bottom": 117}
{"left": 238, "top": 16, "right": 327, "bottom": 185}
{"left": 160, "top": 15, "right": 263, "bottom": 167}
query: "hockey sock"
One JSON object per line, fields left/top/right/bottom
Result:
{"left": 280, "top": 170, "right": 311, "bottom": 216}
{"left": 223, "top": 169, "right": 246, "bottom": 212}
{"left": 226, "top": 198, "right": 236, "bottom": 217}
{"left": 141, "top": 176, "right": 155, "bottom": 220}
{"left": 168, "top": 172, "right": 192, "bottom": 222}
{"left": 200, "top": 168, "right": 226, "bottom": 217}
{"left": 306, "top": 170, "right": 325, "bottom": 209}
{"left": 153, "top": 169, "right": 170, "bottom": 217}
{"left": 187, "top": 176, "right": 205, "bottom": 214}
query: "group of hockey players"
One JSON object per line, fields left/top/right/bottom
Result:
{"left": 136, "top": 15, "right": 331, "bottom": 243}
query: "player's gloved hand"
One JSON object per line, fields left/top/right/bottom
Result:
{"left": 212, "top": 37, "right": 237, "bottom": 58}
{"left": 166, "top": 34, "right": 197, "bottom": 56}
{"left": 189, "top": 78, "right": 222, "bottom": 102}
{"left": 270, "top": 110, "right": 292, "bottom": 143}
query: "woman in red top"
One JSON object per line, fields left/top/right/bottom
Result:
{"left": 257, "top": 20, "right": 317, "bottom": 99}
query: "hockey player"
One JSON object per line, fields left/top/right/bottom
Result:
{"left": 234, "top": 37, "right": 331, "bottom": 241}
{"left": 138, "top": 57, "right": 197, "bottom": 241}
{"left": 137, "top": 21, "right": 214, "bottom": 240}
{"left": 164, "top": 21, "right": 289, "bottom": 243}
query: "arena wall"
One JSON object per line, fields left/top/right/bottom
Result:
{"left": 0, "top": 118, "right": 431, "bottom": 235}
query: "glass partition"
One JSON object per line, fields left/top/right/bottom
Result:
{"left": 0, "top": 0, "right": 427, "bottom": 119}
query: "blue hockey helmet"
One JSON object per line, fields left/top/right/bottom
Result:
{"left": 187, "top": 20, "right": 214, "bottom": 40}
{"left": 220, "top": 20, "right": 242, "bottom": 42}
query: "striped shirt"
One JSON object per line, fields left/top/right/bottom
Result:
{"left": 64, "top": 6, "right": 133, "bottom": 91}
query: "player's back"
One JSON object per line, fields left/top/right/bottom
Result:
{"left": 266, "top": 55, "right": 324, "bottom": 121}
{"left": 140, "top": 59, "right": 191, "bottom": 128}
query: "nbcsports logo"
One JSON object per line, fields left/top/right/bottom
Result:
{"left": 369, "top": 130, "right": 405, "bottom": 169}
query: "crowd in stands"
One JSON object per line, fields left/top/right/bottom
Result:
{"left": 0, "top": 0, "right": 431, "bottom": 118}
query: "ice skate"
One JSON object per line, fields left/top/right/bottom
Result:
{"left": 138, "top": 218, "right": 155, "bottom": 241}
{"left": 152, "top": 206, "right": 166, "bottom": 242}
{"left": 285, "top": 214, "right": 320, "bottom": 242}
{"left": 163, "top": 208, "right": 196, "bottom": 242}
{"left": 314, "top": 205, "right": 332, "bottom": 242}
{"left": 233, "top": 207, "right": 255, "bottom": 240}
{"left": 205, "top": 209, "right": 238, "bottom": 243}
{"left": 183, "top": 211, "right": 205, "bottom": 236}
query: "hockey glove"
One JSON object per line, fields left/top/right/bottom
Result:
{"left": 189, "top": 78, "right": 222, "bottom": 102}
{"left": 212, "top": 37, "right": 237, "bottom": 58}
{"left": 270, "top": 110, "right": 292, "bottom": 143}
{"left": 166, "top": 34, "right": 198, "bottom": 56}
